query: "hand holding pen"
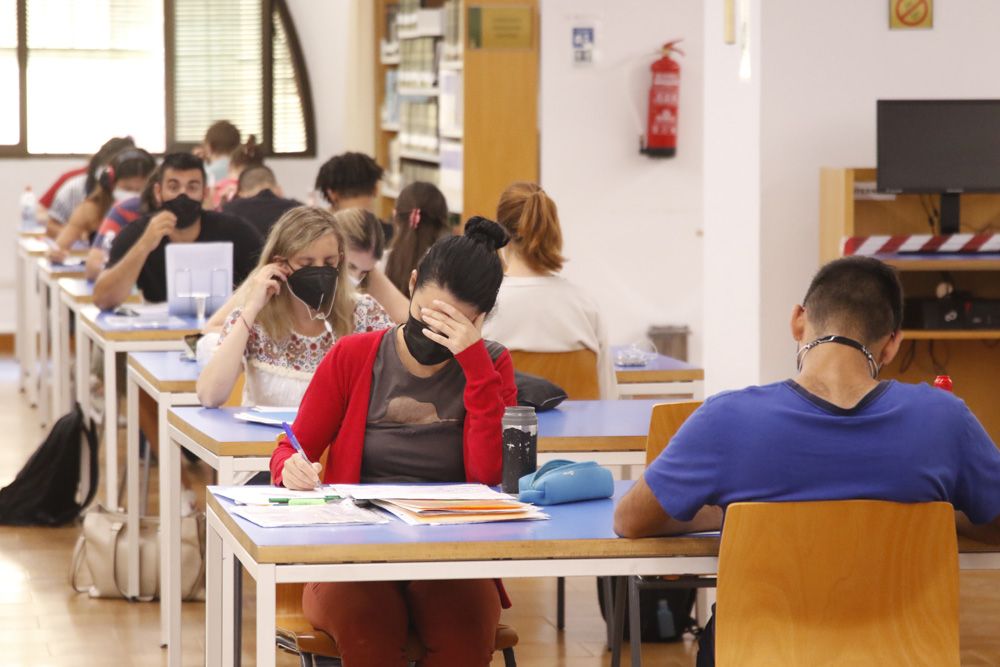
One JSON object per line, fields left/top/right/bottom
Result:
{"left": 279, "top": 422, "right": 324, "bottom": 491}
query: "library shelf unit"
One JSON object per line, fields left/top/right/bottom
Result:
{"left": 820, "top": 167, "right": 1000, "bottom": 442}
{"left": 374, "top": 0, "right": 539, "bottom": 225}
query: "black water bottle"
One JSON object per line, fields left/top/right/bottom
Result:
{"left": 501, "top": 406, "right": 538, "bottom": 494}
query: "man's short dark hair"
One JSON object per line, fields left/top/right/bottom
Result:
{"left": 314, "top": 152, "right": 384, "bottom": 203}
{"left": 238, "top": 165, "right": 278, "bottom": 194}
{"left": 159, "top": 152, "right": 206, "bottom": 186}
{"left": 802, "top": 256, "right": 904, "bottom": 344}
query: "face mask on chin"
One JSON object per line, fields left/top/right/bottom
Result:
{"left": 402, "top": 310, "right": 453, "bottom": 365}
{"left": 347, "top": 273, "right": 363, "bottom": 288}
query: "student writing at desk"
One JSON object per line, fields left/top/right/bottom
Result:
{"left": 197, "top": 207, "right": 393, "bottom": 408}
{"left": 614, "top": 256, "right": 1000, "bottom": 667}
{"left": 92, "top": 152, "right": 263, "bottom": 310}
{"left": 273, "top": 218, "right": 518, "bottom": 667}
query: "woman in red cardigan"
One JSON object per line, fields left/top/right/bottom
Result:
{"left": 272, "top": 217, "right": 517, "bottom": 667}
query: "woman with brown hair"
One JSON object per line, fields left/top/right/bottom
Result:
{"left": 47, "top": 148, "right": 156, "bottom": 263}
{"left": 383, "top": 181, "right": 451, "bottom": 294}
{"left": 211, "top": 134, "right": 266, "bottom": 208}
{"left": 483, "top": 181, "right": 613, "bottom": 397}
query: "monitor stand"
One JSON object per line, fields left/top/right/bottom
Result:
{"left": 940, "top": 193, "right": 960, "bottom": 235}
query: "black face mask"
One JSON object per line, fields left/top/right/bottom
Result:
{"left": 403, "top": 312, "right": 453, "bottom": 365}
{"left": 161, "top": 194, "right": 202, "bottom": 229}
{"left": 287, "top": 265, "right": 339, "bottom": 315}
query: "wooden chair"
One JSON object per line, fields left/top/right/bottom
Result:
{"left": 275, "top": 583, "right": 519, "bottom": 667}
{"left": 508, "top": 349, "right": 600, "bottom": 400}
{"left": 716, "top": 500, "right": 959, "bottom": 666}
{"left": 610, "top": 401, "right": 706, "bottom": 667}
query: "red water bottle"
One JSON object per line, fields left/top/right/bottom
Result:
{"left": 933, "top": 375, "right": 953, "bottom": 392}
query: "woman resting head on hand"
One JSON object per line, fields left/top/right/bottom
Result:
{"left": 272, "top": 217, "right": 519, "bottom": 667}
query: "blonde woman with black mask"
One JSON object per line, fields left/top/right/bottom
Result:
{"left": 197, "top": 207, "right": 393, "bottom": 408}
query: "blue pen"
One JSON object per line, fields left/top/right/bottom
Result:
{"left": 281, "top": 422, "right": 309, "bottom": 461}
{"left": 282, "top": 422, "right": 321, "bottom": 489}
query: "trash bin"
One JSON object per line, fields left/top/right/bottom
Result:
{"left": 646, "top": 325, "right": 690, "bottom": 361}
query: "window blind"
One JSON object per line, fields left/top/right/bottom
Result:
{"left": 25, "top": 0, "right": 164, "bottom": 153}
{"left": 271, "top": 7, "right": 305, "bottom": 154}
{"left": 172, "top": 0, "right": 263, "bottom": 147}
{"left": 0, "top": 0, "right": 18, "bottom": 145}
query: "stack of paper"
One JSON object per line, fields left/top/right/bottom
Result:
{"left": 333, "top": 484, "right": 548, "bottom": 526}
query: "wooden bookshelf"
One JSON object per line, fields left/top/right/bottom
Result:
{"left": 373, "top": 0, "right": 539, "bottom": 224}
{"left": 820, "top": 167, "right": 1000, "bottom": 443}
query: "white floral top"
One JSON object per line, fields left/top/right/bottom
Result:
{"left": 218, "top": 294, "right": 393, "bottom": 407}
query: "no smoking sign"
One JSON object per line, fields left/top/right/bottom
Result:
{"left": 890, "top": 0, "right": 933, "bottom": 29}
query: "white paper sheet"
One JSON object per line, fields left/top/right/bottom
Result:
{"left": 214, "top": 485, "right": 341, "bottom": 506}
{"left": 232, "top": 500, "right": 387, "bottom": 528}
{"left": 333, "top": 483, "right": 511, "bottom": 501}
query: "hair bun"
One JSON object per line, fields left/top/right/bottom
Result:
{"left": 464, "top": 216, "right": 509, "bottom": 251}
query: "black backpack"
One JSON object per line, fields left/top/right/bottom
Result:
{"left": 597, "top": 577, "right": 699, "bottom": 642}
{"left": 0, "top": 403, "right": 98, "bottom": 526}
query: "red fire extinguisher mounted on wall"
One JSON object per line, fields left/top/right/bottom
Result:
{"left": 641, "top": 40, "right": 683, "bottom": 158}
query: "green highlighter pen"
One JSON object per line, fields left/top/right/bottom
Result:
{"left": 268, "top": 496, "right": 341, "bottom": 505}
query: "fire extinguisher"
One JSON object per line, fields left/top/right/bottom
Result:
{"left": 641, "top": 40, "right": 683, "bottom": 158}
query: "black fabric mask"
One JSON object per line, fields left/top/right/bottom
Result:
{"left": 161, "top": 194, "right": 202, "bottom": 229}
{"left": 403, "top": 313, "right": 453, "bottom": 365}
{"left": 287, "top": 265, "right": 339, "bottom": 315}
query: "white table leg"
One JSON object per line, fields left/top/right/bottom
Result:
{"left": 103, "top": 343, "right": 119, "bottom": 510}
{"left": 161, "top": 429, "right": 182, "bottom": 665}
{"left": 37, "top": 278, "right": 50, "bottom": 427}
{"left": 75, "top": 325, "right": 89, "bottom": 412}
{"left": 15, "top": 252, "right": 26, "bottom": 392}
{"left": 48, "top": 280, "right": 62, "bottom": 424}
{"left": 205, "top": 507, "right": 223, "bottom": 667}
{"left": 25, "top": 260, "right": 39, "bottom": 408}
{"left": 57, "top": 298, "right": 73, "bottom": 416}
{"left": 125, "top": 372, "right": 141, "bottom": 599}
{"left": 218, "top": 459, "right": 237, "bottom": 667}
{"left": 255, "top": 564, "right": 277, "bottom": 667}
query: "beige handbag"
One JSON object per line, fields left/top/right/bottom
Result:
{"left": 71, "top": 504, "right": 205, "bottom": 602}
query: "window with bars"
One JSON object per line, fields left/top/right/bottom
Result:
{"left": 1, "top": 0, "right": 314, "bottom": 156}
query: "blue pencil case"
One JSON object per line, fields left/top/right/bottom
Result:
{"left": 518, "top": 460, "right": 614, "bottom": 506}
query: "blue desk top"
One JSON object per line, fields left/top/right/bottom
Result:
{"left": 129, "top": 351, "right": 202, "bottom": 383}
{"left": 208, "top": 481, "right": 720, "bottom": 563}
{"left": 171, "top": 401, "right": 656, "bottom": 446}
{"left": 80, "top": 305, "right": 201, "bottom": 338}
{"left": 537, "top": 399, "right": 656, "bottom": 440}
{"left": 169, "top": 407, "right": 284, "bottom": 451}
{"left": 611, "top": 346, "right": 698, "bottom": 372}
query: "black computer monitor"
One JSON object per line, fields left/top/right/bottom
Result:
{"left": 877, "top": 99, "right": 1000, "bottom": 234}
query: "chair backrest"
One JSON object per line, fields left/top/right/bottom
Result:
{"left": 509, "top": 349, "right": 600, "bottom": 400}
{"left": 716, "top": 500, "right": 960, "bottom": 666}
{"left": 645, "top": 401, "right": 701, "bottom": 464}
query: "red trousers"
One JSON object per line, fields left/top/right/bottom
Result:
{"left": 302, "top": 579, "right": 502, "bottom": 667}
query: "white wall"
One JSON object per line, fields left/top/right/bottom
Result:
{"left": 701, "top": 0, "right": 762, "bottom": 394}
{"left": 539, "top": 0, "right": 704, "bottom": 360}
{"left": 0, "top": 0, "right": 367, "bottom": 333}
{"left": 757, "top": 0, "right": 1000, "bottom": 382}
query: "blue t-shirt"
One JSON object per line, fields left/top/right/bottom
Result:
{"left": 645, "top": 380, "right": 1000, "bottom": 525}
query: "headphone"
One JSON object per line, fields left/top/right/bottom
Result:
{"left": 98, "top": 148, "right": 153, "bottom": 191}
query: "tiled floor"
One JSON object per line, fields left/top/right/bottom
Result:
{"left": 3, "top": 358, "right": 1000, "bottom": 665}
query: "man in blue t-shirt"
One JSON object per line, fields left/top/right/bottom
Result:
{"left": 614, "top": 256, "right": 1000, "bottom": 666}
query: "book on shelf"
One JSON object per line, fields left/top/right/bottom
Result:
{"left": 381, "top": 69, "right": 400, "bottom": 127}
{"left": 438, "top": 69, "right": 462, "bottom": 137}
{"left": 439, "top": 139, "right": 463, "bottom": 213}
